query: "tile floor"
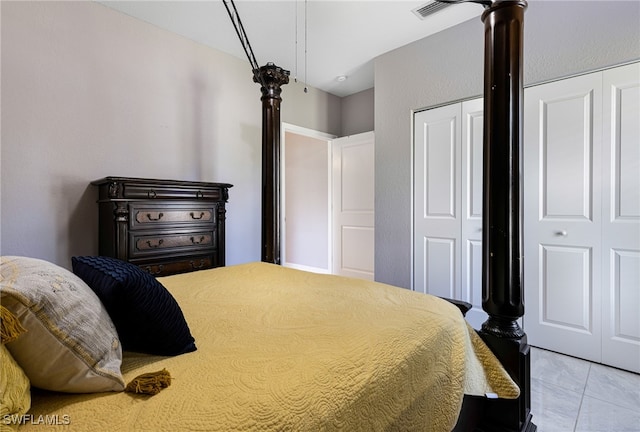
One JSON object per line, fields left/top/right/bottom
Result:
{"left": 530, "top": 347, "right": 640, "bottom": 432}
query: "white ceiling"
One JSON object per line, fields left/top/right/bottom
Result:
{"left": 97, "top": 1, "right": 485, "bottom": 97}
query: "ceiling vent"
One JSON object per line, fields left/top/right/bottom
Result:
{"left": 412, "top": 1, "right": 452, "bottom": 20}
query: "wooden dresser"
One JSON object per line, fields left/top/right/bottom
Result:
{"left": 92, "top": 177, "right": 232, "bottom": 277}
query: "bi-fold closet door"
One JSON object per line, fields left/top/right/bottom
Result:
{"left": 523, "top": 63, "right": 639, "bottom": 373}
{"left": 413, "top": 98, "right": 487, "bottom": 329}
{"left": 413, "top": 62, "right": 639, "bottom": 372}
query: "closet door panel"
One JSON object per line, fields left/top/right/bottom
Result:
{"left": 464, "top": 239, "right": 484, "bottom": 325}
{"left": 541, "top": 96, "right": 594, "bottom": 220}
{"left": 414, "top": 104, "right": 461, "bottom": 297}
{"left": 423, "top": 237, "right": 457, "bottom": 299}
{"left": 461, "top": 98, "right": 487, "bottom": 329}
{"left": 540, "top": 245, "right": 593, "bottom": 331}
{"left": 524, "top": 72, "right": 603, "bottom": 363}
{"left": 602, "top": 63, "right": 640, "bottom": 373}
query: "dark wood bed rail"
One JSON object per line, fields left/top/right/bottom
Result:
{"left": 249, "top": 0, "right": 535, "bottom": 430}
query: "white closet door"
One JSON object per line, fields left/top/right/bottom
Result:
{"left": 601, "top": 63, "right": 640, "bottom": 373}
{"left": 414, "top": 104, "right": 462, "bottom": 299}
{"left": 332, "top": 132, "right": 375, "bottom": 280}
{"left": 523, "top": 72, "right": 603, "bottom": 363}
{"left": 460, "top": 98, "right": 487, "bottom": 329}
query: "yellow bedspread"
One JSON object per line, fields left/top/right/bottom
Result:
{"left": 21, "top": 262, "right": 518, "bottom": 431}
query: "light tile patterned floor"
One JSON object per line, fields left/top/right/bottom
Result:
{"left": 530, "top": 347, "right": 640, "bottom": 432}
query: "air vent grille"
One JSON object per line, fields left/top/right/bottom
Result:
{"left": 412, "top": 1, "right": 452, "bottom": 20}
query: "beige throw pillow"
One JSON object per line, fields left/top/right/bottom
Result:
{"left": 0, "top": 256, "right": 125, "bottom": 393}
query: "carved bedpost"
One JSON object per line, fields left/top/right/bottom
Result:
{"left": 254, "top": 63, "right": 289, "bottom": 264}
{"left": 217, "top": 185, "right": 230, "bottom": 267}
{"left": 477, "top": 1, "right": 536, "bottom": 431}
{"left": 480, "top": 0, "right": 526, "bottom": 338}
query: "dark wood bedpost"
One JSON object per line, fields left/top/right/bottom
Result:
{"left": 253, "top": 63, "right": 289, "bottom": 264}
{"left": 478, "top": 1, "right": 535, "bottom": 431}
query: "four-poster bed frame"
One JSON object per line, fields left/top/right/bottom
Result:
{"left": 242, "top": 1, "right": 536, "bottom": 430}
{"left": 2, "top": 2, "right": 538, "bottom": 430}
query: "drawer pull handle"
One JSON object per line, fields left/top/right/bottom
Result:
{"left": 190, "top": 236, "right": 206, "bottom": 245}
{"left": 146, "top": 212, "right": 164, "bottom": 221}
{"left": 146, "top": 239, "right": 164, "bottom": 248}
{"left": 147, "top": 190, "right": 157, "bottom": 199}
{"left": 190, "top": 211, "right": 205, "bottom": 220}
{"left": 196, "top": 191, "right": 204, "bottom": 199}
{"left": 190, "top": 259, "right": 206, "bottom": 270}
{"left": 144, "top": 264, "right": 164, "bottom": 275}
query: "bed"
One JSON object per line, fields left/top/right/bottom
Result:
{"left": 1, "top": 257, "right": 519, "bottom": 432}
{"left": 244, "top": 0, "right": 535, "bottom": 430}
{"left": 2, "top": 0, "right": 535, "bottom": 431}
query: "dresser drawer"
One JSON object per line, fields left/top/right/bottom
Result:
{"left": 123, "top": 184, "right": 225, "bottom": 200}
{"left": 134, "top": 254, "right": 215, "bottom": 277}
{"left": 129, "top": 229, "right": 215, "bottom": 258}
{"left": 130, "top": 203, "right": 216, "bottom": 230}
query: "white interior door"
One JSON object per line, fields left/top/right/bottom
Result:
{"left": 332, "top": 132, "right": 375, "bottom": 280}
{"left": 523, "top": 72, "right": 603, "bottom": 363}
{"left": 414, "top": 104, "right": 462, "bottom": 299}
{"left": 601, "top": 63, "right": 640, "bottom": 373}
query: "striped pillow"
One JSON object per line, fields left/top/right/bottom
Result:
{"left": 72, "top": 256, "right": 196, "bottom": 356}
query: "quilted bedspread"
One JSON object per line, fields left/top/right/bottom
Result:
{"left": 23, "top": 262, "right": 518, "bottom": 431}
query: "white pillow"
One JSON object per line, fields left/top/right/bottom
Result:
{"left": 0, "top": 256, "right": 124, "bottom": 393}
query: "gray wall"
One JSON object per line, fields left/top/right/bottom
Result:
{"left": 374, "top": 0, "right": 640, "bottom": 288}
{"left": 0, "top": 1, "right": 341, "bottom": 269}
{"left": 284, "top": 80, "right": 342, "bottom": 136}
{"left": 341, "top": 88, "right": 374, "bottom": 136}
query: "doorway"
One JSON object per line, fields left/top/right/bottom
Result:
{"left": 281, "top": 124, "right": 375, "bottom": 280}
{"left": 282, "top": 124, "right": 334, "bottom": 273}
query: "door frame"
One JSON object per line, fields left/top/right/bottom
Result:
{"left": 281, "top": 123, "right": 336, "bottom": 273}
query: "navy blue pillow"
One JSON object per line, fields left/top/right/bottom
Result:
{"left": 71, "top": 256, "right": 196, "bottom": 356}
